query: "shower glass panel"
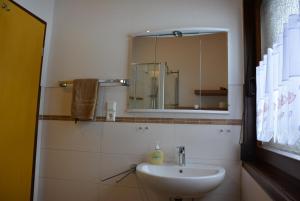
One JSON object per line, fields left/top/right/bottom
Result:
{"left": 128, "top": 63, "right": 165, "bottom": 109}
{"left": 164, "top": 64, "right": 179, "bottom": 109}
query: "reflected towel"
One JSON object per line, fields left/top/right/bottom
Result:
{"left": 71, "top": 79, "right": 99, "bottom": 121}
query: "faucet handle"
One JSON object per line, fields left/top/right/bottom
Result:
{"left": 177, "top": 146, "right": 185, "bottom": 153}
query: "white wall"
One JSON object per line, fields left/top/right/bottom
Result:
{"left": 43, "top": 0, "right": 243, "bottom": 119}
{"left": 241, "top": 168, "right": 273, "bottom": 201}
{"left": 37, "top": 0, "right": 244, "bottom": 200}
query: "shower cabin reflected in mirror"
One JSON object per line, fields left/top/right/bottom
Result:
{"left": 128, "top": 63, "right": 165, "bottom": 109}
{"left": 128, "top": 29, "right": 228, "bottom": 111}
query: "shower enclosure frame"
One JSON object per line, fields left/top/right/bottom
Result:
{"left": 129, "top": 62, "right": 165, "bottom": 110}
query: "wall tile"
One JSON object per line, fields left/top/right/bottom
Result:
{"left": 42, "top": 86, "right": 243, "bottom": 119}
{"left": 39, "top": 122, "right": 241, "bottom": 201}
{"left": 99, "top": 153, "right": 143, "bottom": 188}
{"left": 41, "top": 82, "right": 243, "bottom": 119}
{"left": 40, "top": 149, "right": 100, "bottom": 183}
{"left": 101, "top": 123, "right": 150, "bottom": 155}
{"left": 174, "top": 124, "right": 241, "bottom": 160}
{"left": 141, "top": 123, "right": 177, "bottom": 161}
{"left": 99, "top": 185, "right": 142, "bottom": 201}
{"left": 102, "top": 87, "right": 128, "bottom": 116}
{"left": 41, "top": 120, "right": 102, "bottom": 152}
{"left": 38, "top": 178, "right": 99, "bottom": 201}
{"left": 101, "top": 123, "right": 177, "bottom": 161}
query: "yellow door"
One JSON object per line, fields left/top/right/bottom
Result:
{"left": 0, "top": 1, "right": 46, "bottom": 201}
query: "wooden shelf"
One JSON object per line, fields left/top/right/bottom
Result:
{"left": 177, "top": 106, "right": 227, "bottom": 110}
{"left": 129, "top": 96, "right": 144, "bottom": 100}
{"left": 194, "top": 90, "right": 227, "bottom": 96}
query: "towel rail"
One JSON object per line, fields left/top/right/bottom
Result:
{"left": 59, "top": 79, "right": 129, "bottom": 87}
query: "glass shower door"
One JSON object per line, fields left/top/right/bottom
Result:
{"left": 128, "top": 63, "right": 165, "bottom": 109}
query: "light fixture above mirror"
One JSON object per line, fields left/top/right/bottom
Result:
{"left": 132, "top": 27, "right": 229, "bottom": 37}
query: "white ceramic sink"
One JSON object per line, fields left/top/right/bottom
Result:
{"left": 136, "top": 163, "right": 225, "bottom": 198}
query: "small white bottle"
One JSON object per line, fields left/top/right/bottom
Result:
{"left": 106, "top": 101, "right": 116, "bottom": 121}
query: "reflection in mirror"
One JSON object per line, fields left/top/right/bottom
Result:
{"left": 128, "top": 29, "right": 228, "bottom": 111}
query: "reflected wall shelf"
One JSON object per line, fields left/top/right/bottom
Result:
{"left": 194, "top": 90, "right": 227, "bottom": 96}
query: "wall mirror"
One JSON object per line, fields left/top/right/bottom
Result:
{"left": 127, "top": 28, "right": 229, "bottom": 113}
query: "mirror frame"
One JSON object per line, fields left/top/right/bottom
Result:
{"left": 127, "top": 27, "right": 230, "bottom": 114}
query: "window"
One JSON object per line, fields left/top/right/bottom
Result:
{"left": 243, "top": 1, "right": 300, "bottom": 199}
{"left": 256, "top": 0, "right": 300, "bottom": 157}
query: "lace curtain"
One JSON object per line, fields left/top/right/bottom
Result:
{"left": 257, "top": 11, "right": 300, "bottom": 146}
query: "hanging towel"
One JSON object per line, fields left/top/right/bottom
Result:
{"left": 71, "top": 79, "right": 99, "bottom": 122}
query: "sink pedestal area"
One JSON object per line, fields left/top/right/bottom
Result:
{"left": 136, "top": 163, "right": 225, "bottom": 198}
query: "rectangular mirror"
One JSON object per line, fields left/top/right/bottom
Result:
{"left": 128, "top": 28, "right": 228, "bottom": 112}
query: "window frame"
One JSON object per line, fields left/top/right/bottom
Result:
{"left": 242, "top": 0, "right": 300, "bottom": 199}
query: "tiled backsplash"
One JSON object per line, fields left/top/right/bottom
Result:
{"left": 38, "top": 120, "right": 241, "bottom": 201}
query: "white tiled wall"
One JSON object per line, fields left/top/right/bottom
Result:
{"left": 35, "top": 0, "right": 244, "bottom": 200}
{"left": 38, "top": 121, "right": 241, "bottom": 201}
{"left": 42, "top": 84, "right": 243, "bottom": 119}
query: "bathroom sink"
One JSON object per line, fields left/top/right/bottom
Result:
{"left": 136, "top": 163, "right": 225, "bottom": 198}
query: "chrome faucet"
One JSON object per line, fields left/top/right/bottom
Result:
{"left": 177, "top": 146, "right": 186, "bottom": 166}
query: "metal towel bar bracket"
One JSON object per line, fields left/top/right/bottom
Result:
{"left": 101, "top": 164, "right": 137, "bottom": 183}
{"left": 59, "top": 79, "right": 129, "bottom": 87}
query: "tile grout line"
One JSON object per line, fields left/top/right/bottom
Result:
{"left": 39, "top": 115, "right": 242, "bottom": 125}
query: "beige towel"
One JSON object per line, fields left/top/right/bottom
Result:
{"left": 71, "top": 79, "right": 99, "bottom": 121}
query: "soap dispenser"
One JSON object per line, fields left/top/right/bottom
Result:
{"left": 149, "top": 143, "right": 164, "bottom": 165}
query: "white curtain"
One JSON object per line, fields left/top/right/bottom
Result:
{"left": 257, "top": 13, "right": 300, "bottom": 146}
